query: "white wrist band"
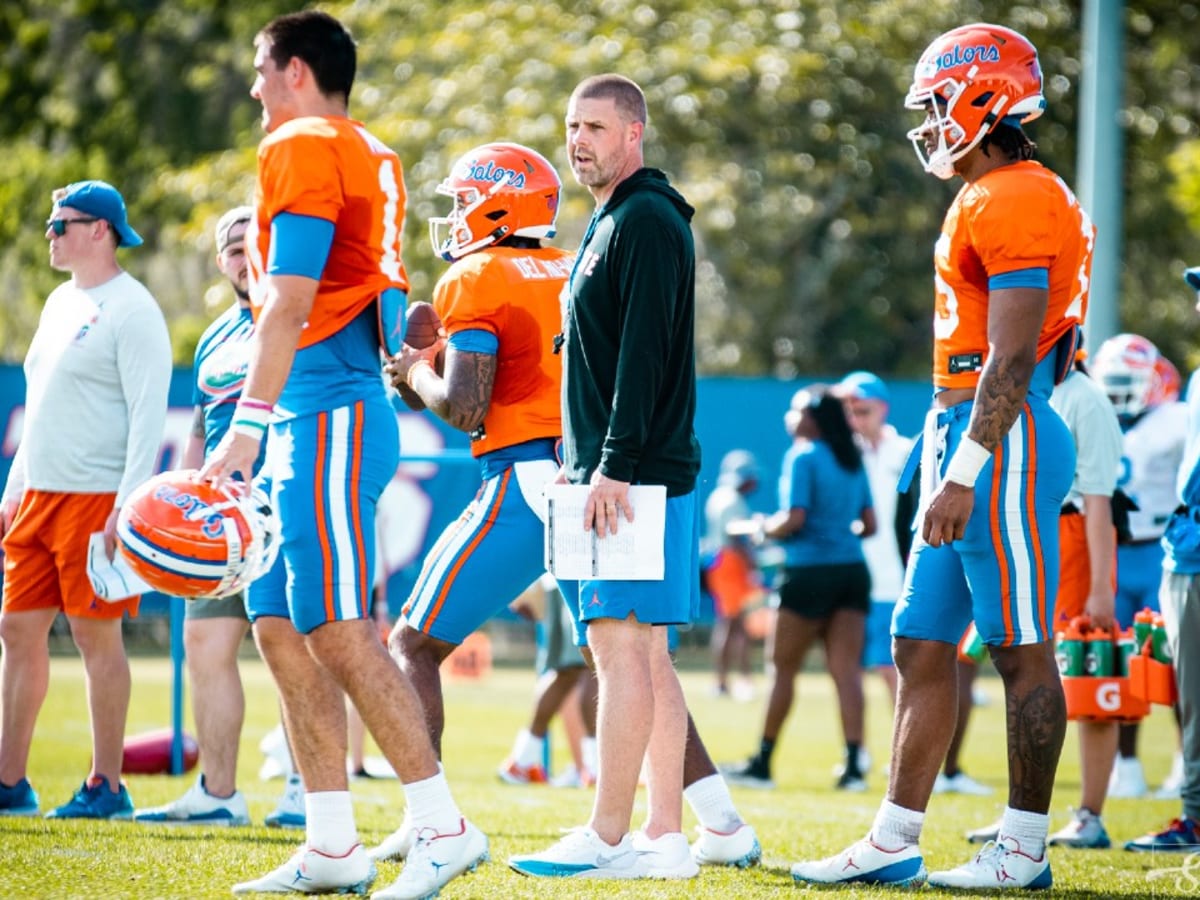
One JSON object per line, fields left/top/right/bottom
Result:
{"left": 230, "top": 397, "right": 272, "bottom": 440}
{"left": 943, "top": 436, "right": 991, "bottom": 488}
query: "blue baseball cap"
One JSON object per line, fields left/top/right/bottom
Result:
{"left": 718, "top": 450, "right": 760, "bottom": 489}
{"left": 55, "top": 180, "right": 143, "bottom": 248}
{"left": 1185, "top": 267, "right": 1200, "bottom": 291}
{"left": 835, "top": 370, "right": 889, "bottom": 405}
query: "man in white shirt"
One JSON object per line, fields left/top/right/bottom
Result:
{"left": 0, "top": 180, "right": 170, "bottom": 819}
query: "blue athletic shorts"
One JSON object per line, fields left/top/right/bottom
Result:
{"left": 893, "top": 392, "right": 1074, "bottom": 648}
{"left": 402, "top": 458, "right": 558, "bottom": 645}
{"left": 246, "top": 397, "right": 398, "bottom": 634}
{"left": 1115, "top": 540, "right": 1165, "bottom": 626}
{"left": 558, "top": 490, "right": 700, "bottom": 647}
{"left": 862, "top": 599, "right": 897, "bottom": 668}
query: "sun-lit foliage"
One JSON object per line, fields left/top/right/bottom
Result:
{"left": 1, "top": 1, "right": 1199, "bottom": 372}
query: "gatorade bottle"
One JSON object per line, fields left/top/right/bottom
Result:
{"left": 1151, "top": 614, "right": 1172, "bottom": 663}
{"left": 958, "top": 622, "right": 987, "bottom": 664}
{"left": 1056, "top": 620, "right": 1086, "bottom": 677}
{"left": 1134, "top": 608, "right": 1155, "bottom": 655}
{"left": 1084, "top": 628, "right": 1114, "bottom": 677}
{"left": 1116, "top": 629, "right": 1138, "bottom": 677}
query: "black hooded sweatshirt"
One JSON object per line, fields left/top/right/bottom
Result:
{"left": 561, "top": 167, "right": 702, "bottom": 497}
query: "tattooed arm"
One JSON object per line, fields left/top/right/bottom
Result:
{"left": 396, "top": 345, "right": 496, "bottom": 435}
{"left": 923, "top": 286, "right": 1048, "bottom": 547}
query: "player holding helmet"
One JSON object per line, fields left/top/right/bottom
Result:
{"left": 794, "top": 23, "right": 1091, "bottom": 890}
{"left": 378, "top": 142, "right": 761, "bottom": 873}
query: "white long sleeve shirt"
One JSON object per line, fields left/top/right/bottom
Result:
{"left": 3, "top": 271, "right": 171, "bottom": 506}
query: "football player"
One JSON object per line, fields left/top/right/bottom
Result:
{"left": 379, "top": 141, "right": 761, "bottom": 872}
{"left": 793, "top": 23, "right": 1090, "bottom": 890}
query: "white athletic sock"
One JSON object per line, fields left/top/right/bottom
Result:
{"left": 305, "top": 791, "right": 358, "bottom": 855}
{"left": 684, "top": 773, "right": 744, "bottom": 833}
{"left": 403, "top": 769, "right": 462, "bottom": 834}
{"left": 581, "top": 736, "right": 598, "bottom": 774}
{"left": 512, "top": 728, "right": 544, "bottom": 768}
{"left": 869, "top": 800, "right": 924, "bottom": 850}
{"left": 999, "top": 806, "right": 1049, "bottom": 858}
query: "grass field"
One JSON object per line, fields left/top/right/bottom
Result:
{"left": 2, "top": 651, "right": 1196, "bottom": 898}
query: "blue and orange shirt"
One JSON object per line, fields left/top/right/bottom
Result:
{"left": 932, "top": 160, "right": 1095, "bottom": 393}
{"left": 248, "top": 116, "right": 409, "bottom": 417}
{"left": 434, "top": 245, "right": 572, "bottom": 458}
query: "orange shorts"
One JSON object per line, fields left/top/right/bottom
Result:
{"left": 707, "top": 546, "right": 761, "bottom": 619}
{"left": 2, "top": 490, "right": 139, "bottom": 619}
{"left": 1052, "top": 511, "right": 1114, "bottom": 633}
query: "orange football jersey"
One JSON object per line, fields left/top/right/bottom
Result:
{"left": 932, "top": 160, "right": 1094, "bottom": 389}
{"left": 248, "top": 116, "right": 410, "bottom": 349}
{"left": 433, "top": 246, "right": 573, "bottom": 456}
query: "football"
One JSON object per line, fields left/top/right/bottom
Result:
{"left": 116, "top": 469, "right": 278, "bottom": 599}
{"left": 405, "top": 301, "right": 442, "bottom": 350}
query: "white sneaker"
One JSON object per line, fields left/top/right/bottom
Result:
{"left": 509, "top": 827, "right": 646, "bottom": 879}
{"left": 258, "top": 724, "right": 292, "bottom": 781}
{"left": 367, "top": 811, "right": 414, "bottom": 862}
{"left": 372, "top": 818, "right": 487, "bottom": 899}
{"left": 629, "top": 831, "right": 698, "bottom": 879}
{"left": 1107, "top": 756, "right": 1148, "bottom": 799}
{"left": 928, "top": 838, "right": 1052, "bottom": 890}
{"left": 134, "top": 776, "right": 250, "bottom": 826}
{"left": 933, "top": 771, "right": 994, "bottom": 796}
{"left": 791, "top": 837, "right": 926, "bottom": 886}
{"left": 231, "top": 843, "right": 375, "bottom": 895}
{"left": 690, "top": 822, "right": 762, "bottom": 868}
{"left": 1047, "top": 808, "right": 1111, "bottom": 849}
{"left": 265, "top": 774, "right": 305, "bottom": 829}
{"left": 1156, "top": 751, "right": 1185, "bottom": 800}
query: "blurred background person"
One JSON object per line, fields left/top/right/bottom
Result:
{"left": 724, "top": 385, "right": 875, "bottom": 791}
{"left": 703, "top": 449, "right": 764, "bottom": 701}
{"left": 1092, "top": 334, "right": 1186, "bottom": 799}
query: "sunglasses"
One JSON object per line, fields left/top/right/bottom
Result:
{"left": 46, "top": 216, "right": 100, "bottom": 236}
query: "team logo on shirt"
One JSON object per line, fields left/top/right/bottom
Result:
{"left": 197, "top": 337, "right": 250, "bottom": 400}
{"left": 73, "top": 313, "right": 100, "bottom": 343}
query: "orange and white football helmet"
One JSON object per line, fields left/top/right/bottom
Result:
{"left": 116, "top": 470, "right": 280, "bottom": 599}
{"left": 429, "top": 142, "right": 561, "bottom": 261}
{"left": 1092, "top": 333, "right": 1176, "bottom": 421}
{"left": 905, "top": 23, "right": 1045, "bottom": 179}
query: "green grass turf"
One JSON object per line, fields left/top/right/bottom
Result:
{"left": 2, "top": 653, "right": 1196, "bottom": 898}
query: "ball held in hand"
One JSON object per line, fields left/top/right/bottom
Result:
{"left": 405, "top": 301, "right": 442, "bottom": 350}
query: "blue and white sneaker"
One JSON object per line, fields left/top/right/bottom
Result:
{"left": 0, "top": 778, "right": 39, "bottom": 816}
{"left": 45, "top": 776, "right": 133, "bottom": 820}
{"left": 1125, "top": 816, "right": 1200, "bottom": 852}
{"left": 231, "top": 843, "right": 375, "bottom": 895}
{"left": 928, "top": 838, "right": 1052, "bottom": 890}
{"left": 691, "top": 823, "right": 762, "bottom": 868}
{"left": 509, "top": 827, "right": 647, "bottom": 879}
{"left": 630, "top": 830, "right": 699, "bottom": 879}
{"left": 265, "top": 774, "right": 305, "bottom": 829}
{"left": 791, "top": 837, "right": 927, "bottom": 887}
{"left": 134, "top": 776, "right": 250, "bottom": 826}
{"left": 372, "top": 818, "right": 488, "bottom": 898}
{"left": 367, "top": 810, "right": 414, "bottom": 862}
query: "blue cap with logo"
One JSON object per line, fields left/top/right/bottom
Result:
{"left": 56, "top": 180, "right": 143, "bottom": 248}
{"left": 836, "top": 370, "right": 890, "bottom": 405}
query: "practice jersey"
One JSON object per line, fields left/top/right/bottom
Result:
{"left": 248, "top": 116, "right": 409, "bottom": 350}
{"left": 434, "top": 245, "right": 572, "bottom": 456}
{"left": 932, "top": 160, "right": 1094, "bottom": 391}
{"left": 1119, "top": 401, "right": 1188, "bottom": 541}
{"left": 192, "top": 303, "right": 267, "bottom": 475}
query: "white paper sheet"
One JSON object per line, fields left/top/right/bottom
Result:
{"left": 87, "top": 531, "right": 152, "bottom": 602}
{"left": 544, "top": 484, "right": 666, "bottom": 580}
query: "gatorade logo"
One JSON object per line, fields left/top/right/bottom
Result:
{"left": 1095, "top": 681, "right": 1121, "bottom": 712}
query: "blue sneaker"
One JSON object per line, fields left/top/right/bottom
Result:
{"left": 46, "top": 776, "right": 134, "bottom": 820}
{"left": 264, "top": 774, "right": 305, "bottom": 829}
{"left": 791, "top": 837, "right": 927, "bottom": 887}
{"left": 0, "top": 778, "right": 39, "bottom": 816}
{"left": 1125, "top": 817, "right": 1200, "bottom": 852}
